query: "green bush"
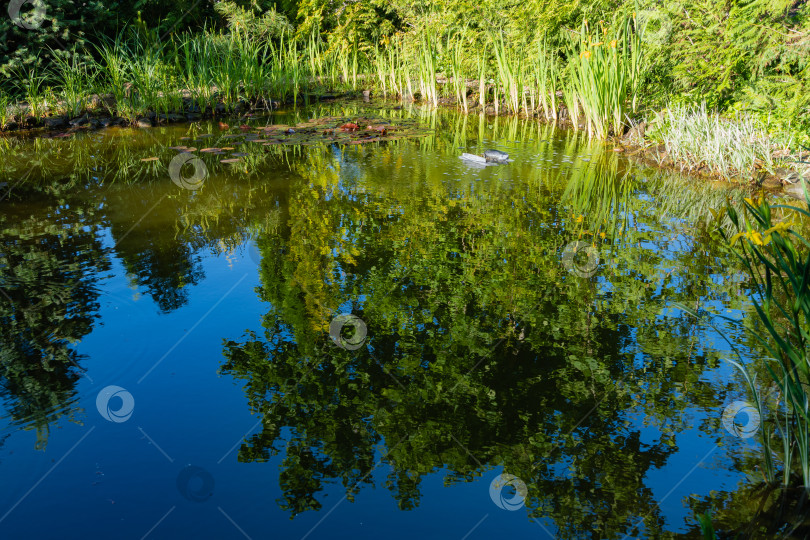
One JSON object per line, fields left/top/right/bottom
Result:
{"left": 0, "top": 0, "right": 115, "bottom": 79}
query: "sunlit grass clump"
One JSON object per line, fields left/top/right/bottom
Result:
{"left": 650, "top": 103, "right": 793, "bottom": 179}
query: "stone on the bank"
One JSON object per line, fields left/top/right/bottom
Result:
{"left": 45, "top": 116, "right": 68, "bottom": 129}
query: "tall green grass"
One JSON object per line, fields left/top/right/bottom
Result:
{"left": 13, "top": 64, "right": 48, "bottom": 120}
{"left": 416, "top": 31, "right": 438, "bottom": 106}
{"left": 0, "top": 90, "right": 13, "bottom": 128}
{"left": 0, "top": 20, "right": 647, "bottom": 137}
{"left": 565, "top": 17, "right": 641, "bottom": 138}
{"left": 490, "top": 31, "right": 523, "bottom": 114}
{"left": 96, "top": 38, "right": 141, "bottom": 121}
{"left": 50, "top": 53, "right": 95, "bottom": 117}
{"left": 531, "top": 38, "right": 559, "bottom": 120}
{"left": 446, "top": 31, "right": 470, "bottom": 112}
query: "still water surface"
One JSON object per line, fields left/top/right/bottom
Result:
{"left": 0, "top": 102, "right": 774, "bottom": 538}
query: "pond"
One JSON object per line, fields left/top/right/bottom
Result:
{"left": 0, "top": 101, "right": 787, "bottom": 538}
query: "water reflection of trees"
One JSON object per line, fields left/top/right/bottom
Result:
{"left": 0, "top": 104, "right": 789, "bottom": 535}
{"left": 219, "top": 137, "right": 760, "bottom": 537}
{"left": 0, "top": 196, "right": 108, "bottom": 449}
{"left": 0, "top": 177, "right": 282, "bottom": 445}
{"left": 104, "top": 188, "right": 206, "bottom": 313}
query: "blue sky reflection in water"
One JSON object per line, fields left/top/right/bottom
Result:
{"left": 0, "top": 103, "right": 777, "bottom": 538}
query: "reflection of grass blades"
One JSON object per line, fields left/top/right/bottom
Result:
{"left": 646, "top": 168, "right": 742, "bottom": 232}
{"left": 712, "top": 190, "right": 810, "bottom": 489}
{"left": 561, "top": 149, "right": 630, "bottom": 242}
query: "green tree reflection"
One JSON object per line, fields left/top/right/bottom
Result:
{"left": 221, "top": 138, "right": 755, "bottom": 536}
{"left": 0, "top": 196, "right": 108, "bottom": 449}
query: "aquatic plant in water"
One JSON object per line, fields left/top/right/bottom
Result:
{"left": 705, "top": 188, "right": 810, "bottom": 490}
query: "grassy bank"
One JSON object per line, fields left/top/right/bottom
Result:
{"left": 0, "top": 12, "right": 649, "bottom": 128}
{"left": 618, "top": 104, "right": 810, "bottom": 186}
{"left": 1, "top": 4, "right": 808, "bottom": 186}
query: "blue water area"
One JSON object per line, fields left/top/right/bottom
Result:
{"left": 0, "top": 103, "right": 773, "bottom": 538}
